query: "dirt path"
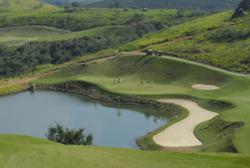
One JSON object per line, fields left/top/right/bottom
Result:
{"left": 153, "top": 99, "right": 218, "bottom": 147}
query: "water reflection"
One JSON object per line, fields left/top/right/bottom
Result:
{"left": 0, "top": 91, "right": 168, "bottom": 148}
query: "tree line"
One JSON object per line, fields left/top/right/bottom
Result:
{"left": 0, "top": 22, "right": 163, "bottom": 77}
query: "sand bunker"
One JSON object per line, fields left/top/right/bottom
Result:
{"left": 153, "top": 99, "right": 218, "bottom": 147}
{"left": 192, "top": 84, "right": 219, "bottom": 90}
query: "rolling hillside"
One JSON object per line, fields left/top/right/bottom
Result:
{"left": 0, "top": 0, "right": 57, "bottom": 11}
{"left": 120, "top": 9, "right": 250, "bottom": 73}
{"left": 89, "top": 0, "right": 240, "bottom": 10}
{"left": 44, "top": 0, "right": 101, "bottom": 6}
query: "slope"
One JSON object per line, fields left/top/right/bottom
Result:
{"left": 120, "top": 10, "right": 250, "bottom": 73}
{"left": 0, "top": 0, "right": 57, "bottom": 11}
{"left": 0, "top": 135, "right": 248, "bottom": 168}
{"left": 89, "top": 0, "right": 240, "bottom": 11}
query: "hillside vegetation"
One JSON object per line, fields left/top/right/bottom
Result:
{"left": 45, "top": 0, "right": 101, "bottom": 6}
{"left": 120, "top": 10, "right": 250, "bottom": 73}
{"left": 89, "top": 0, "right": 240, "bottom": 10}
{"left": 0, "top": 0, "right": 57, "bottom": 11}
{"left": 0, "top": 8, "right": 200, "bottom": 76}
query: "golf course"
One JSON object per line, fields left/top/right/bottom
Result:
{"left": 0, "top": 0, "right": 250, "bottom": 167}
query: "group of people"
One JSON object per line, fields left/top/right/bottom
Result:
{"left": 113, "top": 78, "right": 154, "bottom": 87}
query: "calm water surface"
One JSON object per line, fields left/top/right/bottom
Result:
{"left": 0, "top": 91, "right": 168, "bottom": 148}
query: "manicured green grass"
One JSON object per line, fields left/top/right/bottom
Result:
{"left": 0, "top": 135, "right": 249, "bottom": 168}
{"left": 37, "top": 55, "right": 231, "bottom": 95}
{"left": 36, "top": 55, "right": 250, "bottom": 155}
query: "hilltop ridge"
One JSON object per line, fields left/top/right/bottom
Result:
{"left": 88, "top": 0, "right": 240, "bottom": 11}
{"left": 0, "top": 0, "right": 56, "bottom": 11}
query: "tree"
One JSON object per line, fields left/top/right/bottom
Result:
{"left": 72, "top": 2, "right": 80, "bottom": 8}
{"left": 232, "top": 0, "right": 250, "bottom": 18}
{"left": 46, "top": 123, "right": 93, "bottom": 145}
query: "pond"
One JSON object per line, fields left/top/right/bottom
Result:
{"left": 0, "top": 91, "right": 168, "bottom": 148}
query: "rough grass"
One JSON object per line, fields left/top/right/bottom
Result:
{"left": 119, "top": 11, "right": 232, "bottom": 51}
{"left": 0, "top": 8, "right": 177, "bottom": 30}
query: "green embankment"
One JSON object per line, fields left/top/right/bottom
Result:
{"left": 0, "top": 135, "right": 249, "bottom": 168}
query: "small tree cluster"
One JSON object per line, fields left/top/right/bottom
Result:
{"left": 232, "top": 0, "right": 250, "bottom": 18}
{"left": 46, "top": 123, "right": 93, "bottom": 145}
{"left": 64, "top": 2, "right": 81, "bottom": 12}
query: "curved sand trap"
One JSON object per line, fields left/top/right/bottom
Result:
{"left": 192, "top": 84, "right": 219, "bottom": 90}
{"left": 153, "top": 99, "right": 218, "bottom": 147}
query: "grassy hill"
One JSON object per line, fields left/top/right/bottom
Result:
{"left": 0, "top": 8, "right": 201, "bottom": 76}
{"left": 89, "top": 0, "right": 240, "bottom": 11}
{"left": 0, "top": 25, "right": 133, "bottom": 46}
{"left": 0, "top": 0, "right": 57, "bottom": 11}
{"left": 120, "top": 10, "right": 250, "bottom": 73}
{"left": 0, "top": 8, "right": 180, "bottom": 31}
{"left": 44, "top": 0, "right": 102, "bottom": 6}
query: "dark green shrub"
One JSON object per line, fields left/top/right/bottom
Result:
{"left": 208, "top": 27, "right": 250, "bottom": 42}
{"left": 232, "top": 0, "right": 250, "bottom": 18}
{"left": 46, "top": 123, "right": 93, "bottom": 145}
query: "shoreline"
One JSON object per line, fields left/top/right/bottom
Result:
{"left": 0, "top": 80, "right": 240, "bottom": 152}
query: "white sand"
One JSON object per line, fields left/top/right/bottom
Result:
{"left": 192, "top": 84, "right": 219, "bottom": 90}
{"left": 153, "top": 99, "right": 218, "bottom": 147}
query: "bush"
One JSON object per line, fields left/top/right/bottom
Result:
{"left": 46, "top": 123, "right": 93, "bottom": 145}
{"left": 232, "top": 0, "right": 250, "bottom": 18}
{"left": 208, "top": 27, "right": 250, "bottom": 42}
